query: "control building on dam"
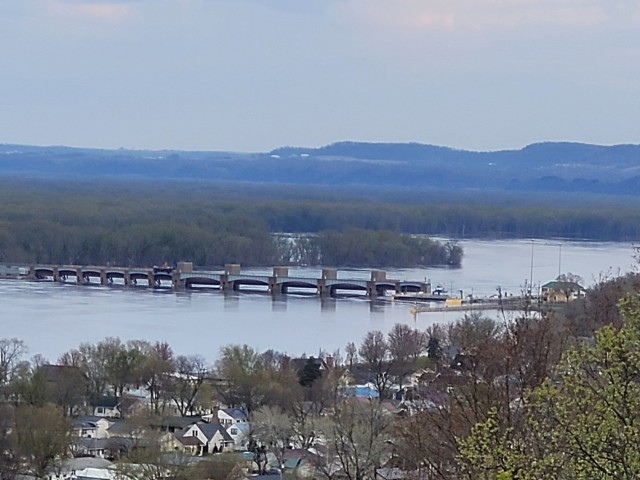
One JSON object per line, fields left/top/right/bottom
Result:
{"left": 5, "top": 262, "right": 435, "bottom": 298}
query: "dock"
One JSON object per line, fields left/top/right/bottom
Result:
{"left": 401, "top": 295, "right": 541, "bottom": 316}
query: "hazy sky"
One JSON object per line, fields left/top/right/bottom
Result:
{"left": 2, "top": 0, "right": 639, "bottom": 152}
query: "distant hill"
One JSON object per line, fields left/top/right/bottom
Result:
{"left": 1, "top": 141, "right": 639, "bottom": 196}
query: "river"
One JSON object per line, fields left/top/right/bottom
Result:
{"left": 1, "top": 239, "right": 636, "bottom": 363}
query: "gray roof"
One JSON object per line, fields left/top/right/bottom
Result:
{"left": 59, "top": 457, "right": 113, "bottom": 471}
{"left": 195, "top": 421, "right": 234, "bottom": 443}
{"left": 221, "top": 407, "right": 248, "bottom": 421}
{"left": 149, "top": 415, "right": 200, "bottom": 430}
{"left": 105, "top": 419, "right": 129, "bottom": 434}
{"left": 75, "top": 437, "right": 113, "bottom": 450}
{"left": 92, "top": 396, "right": 119, "bottom": 408}
{"left": 376, "top": 468, "right": 408, "bottom": 480}
{"left": 176, "top": 434, "right": 203, "bottom": 446}
{"left": 73, "top": 416, "right": 112, "bottom": 429}
{"left": 74, "top": 419, "right": 98, "bottom": 429}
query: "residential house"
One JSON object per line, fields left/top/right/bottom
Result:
{"left": 338, "top": 365, "right": 380, "bottom": 398}
{"left": 177, "top": 421, "right": 234, "bottom": 455}
{"left": 216, "top": 408, "right": 250, "bottom": 450}
{"left": 48, "top": 457, "right": 115, "bottom": 480}
{"left": 341, "top": 382, "right": 380, "bottom": 399}
{"left": 72, "top": 437, "right": 114, "bottom": 459}
{"left": 225, "top": 421, "right": 250, "bottom": 450}
{"left": 91, "top": 394, "right": 146, "bottom": 419}
{"left": 73, "top": 416, "right": 113, "bottom": 439}
{"left": 149, "top": 415, "right": 200, "bottom": 434}
{"left": 69, "top": 418, "right": 135, "bottom": 460}
{"left": 217, "top": 408, "right": 248, "bottom": 428}
{"left": 70, "top": 416, "right": 116, "bottom": 459}
{"left": 92, "top": 396, "right": 120, "bottom": 418}
{"left": 173, "top": 434, "right": 202, "bottom": 456}
{"left": 282, "top": 448, "right": 323, "bottom": 478}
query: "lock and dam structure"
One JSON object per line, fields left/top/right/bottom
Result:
{"left": 0, "top": 262, "right": 435, "bottom": 298}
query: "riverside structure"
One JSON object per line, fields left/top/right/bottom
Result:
{"left": 0, "top": 263, "right": 435, "bottom": 298}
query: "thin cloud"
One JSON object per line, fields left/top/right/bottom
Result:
{"left": 343, "top": 0, "right": 639, "bottom": 32}
{"left": 43, "top": 0, "right": 134, "bottom": 22}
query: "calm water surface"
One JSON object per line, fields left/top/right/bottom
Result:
{"left": 1, "top": 239, "right": 636, "bottom": 362}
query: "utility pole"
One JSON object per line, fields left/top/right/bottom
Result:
{"left": 558, "top": 243, "right": 562, "bottom": 278}
{"left": 529, "top": 239, "right": 534, "bottom": 295}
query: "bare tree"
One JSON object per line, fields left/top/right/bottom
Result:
{"left": 0, "top": 404, "right": 19, "bottom": 479}
{"left": 136, "top": 341, "right": 175, "bottom": 414}
{"left": 215, "top": 344, "right": 265, "bottom": 415}
{"left": 169, "top": 354, "right": 208, "bottom": 416}
{"left": 0, "top": 338, "right": 27, "bottom": 393}
{"left": 58, "top": 349, "right": 84, "bottom": 367}
{"left": 345, "top": 342, "right": 357, "bottom": 369}
{"left": 387, "top": 323, "right": 426, "bottom": 391}
{"left": 320, "top": 399, "right": 392, "bottom": 480}
{"left": 11, "top": 404, "right": 72, "bottom": 478}
{"left": 447, "top": 313, "right": 502, "bottom": 355}
{"left": 359, "top": 331, "right": 392, "bottom": 399}
{"left": 252, "top": 405, "right": 293, "bottom": 469}
{"left": 76, "top": 338, "right": 122, "bottom": 403}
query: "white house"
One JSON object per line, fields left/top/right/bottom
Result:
{"left": 180, "top": 421, "right": 235, "bottom": 455}
{"left": 226, "top": 421, "right": 251, "bottom": 450}
{"left": 73, "top": 416, "right": 113, "bottom": 439}
{"left": 216, "top": 407, "right": 250, "bottom": 450}
{"left": 92, "top": 397, "right": 120, "bottom": 419}
{"left": 217, "top": 407, "right": 248, "bottom": 427}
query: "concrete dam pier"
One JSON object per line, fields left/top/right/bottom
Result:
{"left": 3, "top": 263, "right": 435, "bottom": 298}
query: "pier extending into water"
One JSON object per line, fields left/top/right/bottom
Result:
{"left": 0, "top": 263, "right": 435, "bottom": 298}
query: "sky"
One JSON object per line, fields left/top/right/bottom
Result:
{"left": 1, "top": 0, "right": 639, "bottom": 153}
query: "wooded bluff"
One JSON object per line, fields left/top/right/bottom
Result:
{"left": 3, "top": 141, "right": 640, "bottom": 196}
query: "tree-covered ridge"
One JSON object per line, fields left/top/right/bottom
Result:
{"left": 3, "top": 141, "right": 640, "bottom": 196}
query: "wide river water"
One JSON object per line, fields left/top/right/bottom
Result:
{"left": 1, "top": 239, "right": 637, "bottom": 363}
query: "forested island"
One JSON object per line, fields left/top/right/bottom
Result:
{"left": 0, "top": 180, "right": 462, "bottom": 268}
